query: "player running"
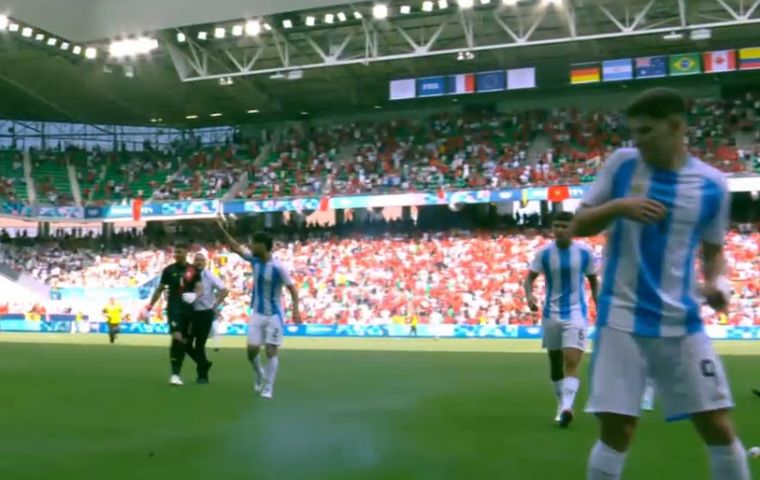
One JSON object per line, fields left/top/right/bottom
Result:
{"left": 524, "top": 211, "right": 598, "bottom": 428}
{"left": 216, "top": 219, "right": 301, "bottom": 399}
{"left": 573, "top": 88, "right": 749, "bottom": 480}
{"left": 103, "top": 297, "right": 123, "bottom": 344}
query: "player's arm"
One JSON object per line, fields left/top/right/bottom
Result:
{"left": 280, "top": 265, "right": 301, "bottom": 324}
{"left": 586, "top": 274, "right": 599, "bottom": 307}
{"left": 216, "top": 219, "right": 248, "bottom": 258}
{"left": 524, "top": 252, "right": 542, "bottom": 311}
{"left": 571, "top": 150, "right": 665, "bottom": 237}
{"left": 147, "top": 272, "right": 167, "bottom": 310}
{"left": 699, "top": 175, "right": 731, "bottom": 312}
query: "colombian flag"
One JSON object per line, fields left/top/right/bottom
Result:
{"left": 570, "top": 65, "right": 601, "bottom": 84}
{"left": 738, "top": 47, "right": 760, "bottom": 70}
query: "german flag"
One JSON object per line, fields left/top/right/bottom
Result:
{"left": 570, "top": 64, "right": 601, "bottom": 84}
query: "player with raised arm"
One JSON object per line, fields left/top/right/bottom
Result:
{"left": 216, "top": 219, "right": 301, "bottom": 399}
{"left": 524, "top": 211, "right": 598, "bottom": 428}
{"left": 574, "top": 88, "right": 749, "bottom": 480}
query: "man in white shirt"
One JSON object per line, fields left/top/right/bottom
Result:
{"left": 189, "top": 253, "right": 228, "bottom": 384}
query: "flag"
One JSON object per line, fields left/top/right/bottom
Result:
{"left": 475, "top": 71, "right": 506, "bottom": 92}
{"left": 547, "top": 185, "right": 570, "bottom": 203}
{"left": 132, "top": 197, "right": 143, "bottom": 221}
{"left": 738, "top": 47, "right": 760, "bottom": 70}
{"left": 669, "top": 53, "right": 701, "bottom": 76}
{"left": 446, "top": 74, "right": 476, "bottom": 95}
{"left": 635, "top": 56, "right": 667, "bottom": 79}
{"left": 389, "top": 79, "right": 416, "bottom": 100}
{"left": 520, "top": 188, "right": 529, "bottom": 208}
{"left": 437, "top": 187, "right": 445, "bottom": 201}
{"left": 319, "top": 196, "right": 330, "bottom": 211}
{"left": 570, "top": 65, "right": 600, "bottom": 84}
{"left": 506, "top": 67, "right": 535, "bottom": 90}
{"left": 602, "top": 59, "right": 633, "bottom": 82}
{"left": 703, "top": 50, "right": 736, "bottom": 73}
{"left": 416, "top": 76, "right": 446, "bottom": 97}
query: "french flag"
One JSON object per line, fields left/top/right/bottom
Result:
{"left": 447, "top": 74, "right": 475, "bottom": 95}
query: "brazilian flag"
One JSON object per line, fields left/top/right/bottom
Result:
{"left": 669, "top": 53, "right": 701, "bottom": 76}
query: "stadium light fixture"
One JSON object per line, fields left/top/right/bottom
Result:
{"left": 246, "top": 20, "right": 261, "bottom": 36}
{"left": 214, "top": 27, "right": 226, "bottom": 39}
{"left": 21, "top": 27, "right": 32, "bottom": 37}
{"left": 353, "top": 11, "right": 363, "bottom": 19}
{"left": 60, "top": 42, "right": 70, "bottom": 51}
{"left": 210, "top": 113, "right": 223, "bottom": 117}
{"left": 0, "top": 15, "right": 8, "bottom": 30}
{"left": 479, "top": 0, "right": 491, "bottom": 4}
{"left": 72, "top": 45, "right": 82, "bottom": 55}
{"left": 35, "top": 33, "right": 45, "bottom": 41}
{"left": 458, "top": 0, "right": 474, "bottom": 8}
{"left": 502, "top": 0, "right": 517, "bottom": 5}
{"left": 247, "top": 109, "right": 259, "bottom": 113}
{"left": 47, "top": 38, "right": 57, "bottom": 46}
{"left": 197, "top": 31, "right": 208, "bottom": 40}
{"left": 282, "top": 19, "right": 293, "bottom": 29}
{"left": 400, "top": 5, "right": 411, "bottom": 14}
{"left": 324, "top": 13, "right": 334, "bottom": 24}
{"left": 185, "top": 114, "right": 199, "bottom": 120}
{"left": 422, "top": 1, "right": 434, "bottom": 12}
{"left": 337, "top": 12, "right": 347, "bottom": 22}
{"left": 305, "top": 16, "right": 316, "bottom": 26}
{"left": 84, "top": 47, "right": 97, "bottom": 59}
{"left": 176, "top": 32, "right": 186, "bottom": 43}
{"left": 9, "top": 23, "right": 19, "bottom": 32}
{"left": 372, "top": 4, "right": 388, "bottom": 19}
{"left": 232, "top": 24, "right": 244, "bottom": 36}
{"left": 109, "top": 38, "right": 159, "bottom": 58}
{"left": 263, "top": 22, "right": 272, "bottom": 31}
{"left": 438, "top": 0, "right": 448, "bottom": 9}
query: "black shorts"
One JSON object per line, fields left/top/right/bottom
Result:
{"left": 167, "top": 307, "right": 192, "bottom": 336}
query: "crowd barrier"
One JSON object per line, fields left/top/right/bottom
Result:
{"left": 1, "top": 319, "right": 759, "bottom": 340}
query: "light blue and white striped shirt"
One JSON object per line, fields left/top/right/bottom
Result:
{"left": 582, "top": 148, "right": 730, "bottom": 337}
{"left": 530, "top": 241, "right": 596, "bottom": 326}
{"left": 242, "top": 255, "right": 294, "bottom": 318}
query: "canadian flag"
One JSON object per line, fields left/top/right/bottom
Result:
{"left": 703, "top": 50, "right": 736, "bottom": 73}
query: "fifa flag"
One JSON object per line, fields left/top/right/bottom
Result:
{"left": 703, "top": 50, "right": 736, "bottom": 73}
{"left": 547, "top": 186, "right": 570, "bottom": 203}
{"left": 416, "top": 76, "right": 446, "bottom": 97}
{"left": 507, "top": 67, "right": 536, "bottom": 90}
{"left": 570, "top": 64, "right": 600, "bottom": 84}
{"left": 669, "top": 53, "right": 701, "bottom": 76}
{"left": 446, "top": 74, "right": 476, "bottom": 95}
{"left": 602, "top": 59, "right": 633, "bottom": 82}
{"left": 738, "top": 47, "right": 760, "bottom": 70}
{"left": 635, "top": 56, "right": 667, "bottom": 79}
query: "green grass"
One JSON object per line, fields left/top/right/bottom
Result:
{"left": 1, "top": 335, "right": 760, "bottom": 480}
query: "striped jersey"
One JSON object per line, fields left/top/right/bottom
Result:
{"left": 582, "top": 148, "right": 730, "bottom": 337}
{"left": 530, "top": 241, "right": 596, "bottom": 325}
{"left": 242, "top": 254, "right": 294, "bottom": 318}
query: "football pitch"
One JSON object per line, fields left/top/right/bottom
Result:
{"left": 2, "top": 334, "right": 760, "bottom": 480}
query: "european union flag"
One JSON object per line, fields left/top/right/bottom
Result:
{"left": 635, "top": 56, "right": 667, "bottom": 79}
{"left": 475, "top": 71, "right": 506, "bottom": 92}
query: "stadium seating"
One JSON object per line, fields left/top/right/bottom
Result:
{"left": 0, "top": 149, "right": 28, "bottom": 202}
{"left": 2, "top": 227, "right": 757, "bottom": 327}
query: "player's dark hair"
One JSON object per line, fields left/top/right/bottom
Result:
{"left": 626, "top": 87, "right": 686, "bottom": 119}
{"left": 554, "top": 211, "right": 574, "bottom": 223}
{"left": 253, "top": 231, "right": 273, "bottom": 252}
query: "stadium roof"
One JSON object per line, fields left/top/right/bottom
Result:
{"left": 0, "top": 0, "right": 759, "bottom": 127}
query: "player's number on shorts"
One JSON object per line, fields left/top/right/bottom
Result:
{"left": 578, "top": 330, "right": 585, "bottom": 342}
{"left": 700, "top": 359, "right": 716, "bottom": 378}
{"left": 272, "top": 329, "right": 279, "bottom": 341}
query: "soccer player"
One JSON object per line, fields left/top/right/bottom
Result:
{"left": 217, "top": 220, "right": 301, "bottom": 399}
{"left": 573, "top": 88, "right": 749, "bottom": 480}
{"left": 103, "top": 297, "right": 123, "bottom": 344}
{"left": 146, "top": 245, "right": 204, "bottom": 386}
{"left": 524, "top": 211, "right": 598, "bottom": 428}
{"left": 189, "top": 253, "right": 228, "bottom": 384}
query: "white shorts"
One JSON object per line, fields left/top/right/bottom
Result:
{"left": 247, "top": 313, "right": 284, "bottom": 347}
{"left": 587, "top": 326, "right": 734, "bottom": 420}
{"left": 542, "top": 318, "right": 587, "bottom": 352}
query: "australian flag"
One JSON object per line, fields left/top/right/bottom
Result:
{"left": 635, "top": 56, "right": 667, "bottom": 79}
